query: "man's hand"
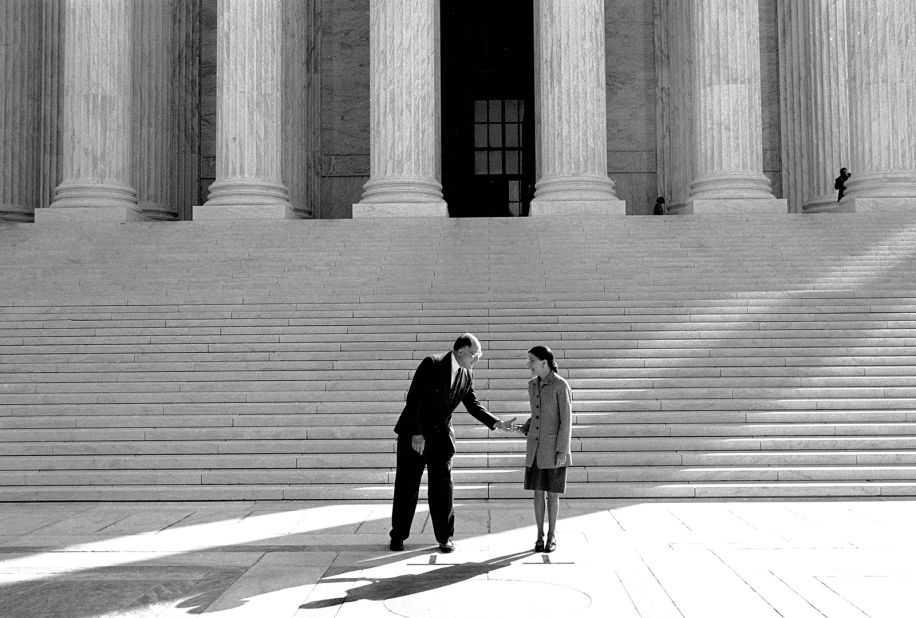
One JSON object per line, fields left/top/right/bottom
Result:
{"left": 494, "top": 417, "right": 518, "bottom": 432}
{"left": 411, "top": 434, "right": 425, "bottom": 455}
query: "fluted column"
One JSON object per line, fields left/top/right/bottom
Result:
{"left": 46, "top": 0, "right": 135, "bottom": 220}
{"left": 843, "top": 0, "right": 916, "bottom": 212}
{"left": 198, "top": 0, "right": 290, "bottom": 219}
{"left": 0, "top": 0, "right": 42, "bottom": 222}
{"left": 654, "top": 0, "right": 694, "bottom": 214}
{"left": 353, "top": 0, "right": 446, "bottom": 217}
{"left": 688, "top": 0, "right": 785, "bottom": 214}
{"left": 130, "top": 0, "right": 200, "bottom": 221}
{"left": 39, "top": 0, "right": 64, "bottom": 212}
{"left": 131, "top": 0, "right": 174, "bottom": 221}
{"left": 778, "top": 0, "right": 850, "bottom": 214}
{"left": 282, "top": 0, "right": 320, "bottom": 219}
{"left": 172, "top": 0, "right": 200, "bottom": 222}
{"left": 529, "top": 0, "right": 625, "bottom": 215}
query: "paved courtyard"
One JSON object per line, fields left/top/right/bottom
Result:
{"left": 0, "top": 499, "right": 913, "bottom": 617}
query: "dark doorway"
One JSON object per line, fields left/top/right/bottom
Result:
{"left": 441, "top": 1, "right": 535, "bottom": 217}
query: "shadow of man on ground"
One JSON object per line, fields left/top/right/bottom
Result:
{"left": 300, "top": 550, "right": 532, "bottom": 610}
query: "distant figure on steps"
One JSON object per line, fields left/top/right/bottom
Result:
{"left": 653, "top": 196, "right": 667, "bottom": 215}
{"left": 835, "top": 167, "right": 850, "bottom": 201}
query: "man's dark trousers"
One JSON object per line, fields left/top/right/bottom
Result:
{"left": 390, "top": 433, "right": 454, "bottom": 544}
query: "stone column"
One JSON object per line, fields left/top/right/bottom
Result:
{"left": 282, "top": 0, "right": 320, "bottom": 219}
{"left": 198, "top": 0, "right": 290, "bottom": 219}
{"left": 44, "top": 0, "right": 135, "bottom": 221}
{"left": 529, "top": 0, "right": 625, "bottom": 215}
{"left": 654, "top": 0, "right": 694, "bottom": 214}
{"left": 130, "top": 0, "right": 200, "bottom": 221}
{"left": 172, "top": 0, "right": 201, "bottom": 222}
{"left": 131, "top": 0, "right": 175, "bottom": 221}
{"left": 0, "top": 0, "right": 42, "bottom": 222}
{"left": 353, "top": 0, "right": 447, "bottom": 217}
{"left": 688, "top": 0, "right": 785, "bottom": 214}
{"left": 843, "top": 0, "right": 916, "bottom": 213}
{"left": 39, "top": 0, "right": 64, "bottom": 212}
{"left": 777, "top": 0, "right": 850, "bottom": 214}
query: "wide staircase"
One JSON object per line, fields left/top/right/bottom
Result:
{"left": 1, "top": 213, "right": 916, "bottom": 500}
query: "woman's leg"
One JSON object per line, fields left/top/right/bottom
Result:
{"left": 546, "top": 491, "right": 560, "bottom": 541}
{"left": 533, "top": 489, "right": 546, "bottom": 540}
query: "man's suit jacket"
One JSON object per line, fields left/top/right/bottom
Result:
{"left": 394, "top": 351, "right": 499, "bottom": 458}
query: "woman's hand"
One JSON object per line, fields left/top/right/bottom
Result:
{"left": 494, "top": 417, "right": 518, "bottom": 432}
{"left": 555, "top": 452, "right": 568, "bottom": 467}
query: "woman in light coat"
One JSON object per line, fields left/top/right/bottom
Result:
{"left": 519, "top": 345, "right": 572, "bottom": 553}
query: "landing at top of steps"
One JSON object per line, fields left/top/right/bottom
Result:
{"left": 3, "top": 213, "right": 916, "bottom": 306}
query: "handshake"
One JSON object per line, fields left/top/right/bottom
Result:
{"left": 495, "top": 417, "right": 526, "bottom": 434}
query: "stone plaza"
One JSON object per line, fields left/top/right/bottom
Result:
{"left": 1, "top": 499, "right": 916, "bottom": 617}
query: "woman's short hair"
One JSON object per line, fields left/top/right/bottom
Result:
{"left": 528, "top": 345, "right": 558, "bottom": 373}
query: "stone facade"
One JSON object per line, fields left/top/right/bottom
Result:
{"left": 3, "top": 0, "right": 914, "bottom": 221}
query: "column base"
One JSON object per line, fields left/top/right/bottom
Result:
{"left": 528, "top": 199, "right": 627, "bottom": 216}
{"left": 803, "top": 201, "right": 854, "bottom": 214}
{"left": 0, "top": 205, "right": 35, "bottom": 223}
{"left": 359, "top": 177, "right": 445, "bottom": 206}
{"left": 840, "top": 197, "right": 916, "bottom": 214}
{"left": 802, "top": 195, "right": 849, "bottom": 214}
{"left": 128, "top": 203, "right": 179, "bottom": 222}
{"left": 201, "top": 179, "right": 292, "bottom": 219}
{"left": 50, "top": 182, "right": 137, "bottom": 212}
{"left": 352, "top": 202, "right": 448, "bottom": 217}
{"left": 686, "top": 198, "right": 788, "bottom": 214}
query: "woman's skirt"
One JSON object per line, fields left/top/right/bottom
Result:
{"left": 524, "top": 462, "right": 567, "bottom": 493}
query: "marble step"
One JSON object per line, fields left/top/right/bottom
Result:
{"left": 3, "top": 464, "right": 916, "bottom": 487}
{"left": 4, "top": 435, "right": 916, "bottom": 457}
{"left": 4, "top": 410, "right": 915, "bottom": 429}
{"left": 7, "top": 357, "right": 916, "bottom": 374}
{"left": 8, "top": 361, "right": 916, "bottom": 377}
{"left": 5, "top": 306, "right": 916, "bottom": 325}
{"left": 8, "top": 388, "right": 916, "bottom": 414}
{"left": 5, "top": 350, "right": 915, "bottom": 369}
{"left": 1, "top": 480, "right": 915, "bottom": 501}
{"left": 6, "top": 449, "right": 916, "bottom": 471}
{"left": 5, "top": 377, "right": 916, "bottom": 395}
{"left": 3, "top": 422, "right": 916, "bottom": 441}
{"left": 5, "top": 318, "right": 916, "bottom": 335}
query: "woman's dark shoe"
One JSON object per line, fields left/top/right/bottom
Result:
{"left": 534, "top": 539, "right": 545, "bottom": 552}
{"left": 544, "top": 538, "right": 556, "bottom": 553}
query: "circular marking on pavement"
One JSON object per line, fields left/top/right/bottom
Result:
{"left": 383, "top": 578, "right": 591, "bottom": 617}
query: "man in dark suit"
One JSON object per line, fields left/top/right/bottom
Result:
{"left": 389, "top": 333, "right": 516, "bottom": 553}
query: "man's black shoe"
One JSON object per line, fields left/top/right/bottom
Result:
{"left": 390, "top": 539, "right": 404, "bottom": 551}
{"left": 438, "top": 540, "right": 455, "bottom": 553}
